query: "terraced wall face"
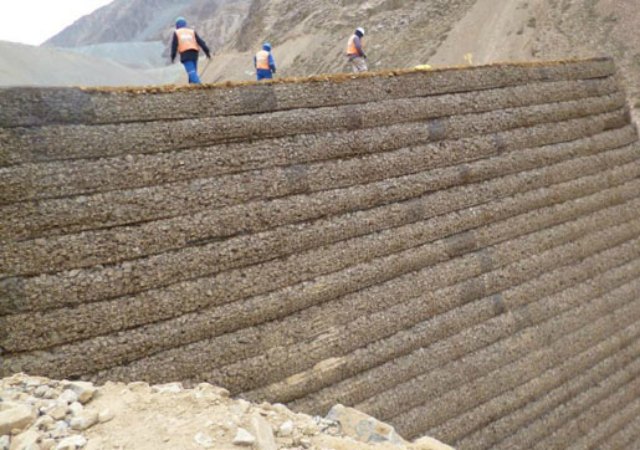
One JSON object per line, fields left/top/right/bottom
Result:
{"left": 2, "top": 58, "right": 640, "bottom": 448}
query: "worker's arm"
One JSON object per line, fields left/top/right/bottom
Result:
{"left": 195, "top": 32, "right": 211, "bottom": 58}
{"left": 354, "top": 35, "right": 366, "bottom": 58}
{"left": 170, "top": 32, "right": 178, "bottom": 62}
{"left": 268, "top": 54, "right": 276, "bottom": 73}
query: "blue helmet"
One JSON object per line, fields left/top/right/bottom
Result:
{"left": 175, "top": 17, "right": 187, "bottom": 28}
{"left": 262, "top": 42, "right": 272, "bottom": 51}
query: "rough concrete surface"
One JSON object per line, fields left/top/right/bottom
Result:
{"left": 1, "top": 59, "right": 640, "bottom": 449}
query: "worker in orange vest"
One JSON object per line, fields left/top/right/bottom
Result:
{"left": 254, "top": 43, "right": 277, "bottom": 81}
{"left": 346, "top": 27, "right": 367, "bottom": 73}
{"left": 171, "top": 17, "right": 211, "bottom": 84}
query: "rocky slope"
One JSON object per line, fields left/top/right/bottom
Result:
{"left": 44, "top": 0, "right": 249, "bottom": 57}
{"left": 0, "top": 374, "right": 452, "bottom": 450}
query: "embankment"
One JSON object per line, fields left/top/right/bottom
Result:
{"left": 1, "top": 57, "right": 639, "bottom": 448}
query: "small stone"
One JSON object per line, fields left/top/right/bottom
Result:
{"left": 98, "top": 410, "right": 114, "bottom": 424}
{"left": 68, "top": 402, "right": 83, "bottom": 417}
{"left": 278, "top": 421, "right": 294, "bottom": 437}
{"left": 299, "top": 438, "right": 312, "bottom": 449}
{"left": 48, "top": 406, "right": 67, "bottom": 421}
{"left": 57, "top": 390, "right": 78, "bottom": 406}
{"left": 232, "top": 428, "right": 255, "bottom": 446}
{"left": 34, "top": 386, "right": 49, "bottom": 398}
{"left": 0, "top": 435, "right": 9, "bottom": 450}
{"left": 0, "top": 402, "right": 36, "bottom": 435}
{"left": 250, "top": 414, "right": 277, "bottom": 450}
{"left": 42, "top": 389, "right": 57, "bottom": 400}
{"left": 301, "top": 421, "right": 319, "bottom": 436}
{"left": 49, "top": 421, "right": 69, "bottom": 439}
{"left": 36, "top": 400, "right": 54, "bottom": 415}
{"left": 34, "top": 415, "right": 55, "bottom": 431}
{"left": 193, "top": 432, "right": 214, "bottom": 448}
{"left": 151, "top": 383, "right": 182, "bottom": 394}
{"left": 326, "top": 404, "right": 407, "bottom": 445}
{"left": 70, "top": 411, "right": 99, "bottom": 431}
{"left": 55, "top": 435, "right": 87, "bottom": 450}
{"left": 61, "top": 382, "right": 96, "bottom": 405}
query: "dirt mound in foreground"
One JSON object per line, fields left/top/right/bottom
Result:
{"left": 0, "top": 374, "right": 452, "bottom": 450}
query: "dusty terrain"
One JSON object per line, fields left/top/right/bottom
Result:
{"left": 0, "top": 374, "right": 452, "bottom": 450}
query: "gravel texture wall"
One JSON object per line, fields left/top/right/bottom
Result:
{"left": 1, "top": 58, "right": 639, "bottom": 448}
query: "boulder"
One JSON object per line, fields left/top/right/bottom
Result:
{"left": 325, "top": 404, "right": 407, "bottom": 445}
{"left": 8, "top": 429, "right": 39, "bottom": 450}
{"left": 250, "top": 414, "right": 277, "bottom": 450}
{"left": 61, "top": 383, "right": 96, "bottom": 405}
{"left": 232, "top": 428, "right": 255, "bottom": 446}
{"left": 0, "top": 403, "right": 36, "bottom": 435}
{"left": 69, "top": 411, "right": 98, "bottom": 431}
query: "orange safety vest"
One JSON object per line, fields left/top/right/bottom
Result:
{"left": 175, "top": 28, "right": 200, "bottom": 53}
{"left": 346, "top": 35, "right": 363, "bottom": 56}
{"left": 255, "top": 50, "right": 271, "bottom": 70}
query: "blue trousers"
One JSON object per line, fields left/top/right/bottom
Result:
{"left": 256, "top": 69, "right": 273, "bottom": 81}
{"left": 182, "top": 60, "right": 201, "bottom": 84}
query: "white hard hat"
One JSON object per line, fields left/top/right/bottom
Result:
{"left": 356, "top": 27, "right": 365, "bottom": 36}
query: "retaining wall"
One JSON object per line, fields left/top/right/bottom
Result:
{"left": 1, "top": 58, "right": 640, "bottom": 448}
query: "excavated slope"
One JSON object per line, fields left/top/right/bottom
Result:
{"left": 1, "top": 58, "right": 640, "bottom": 448}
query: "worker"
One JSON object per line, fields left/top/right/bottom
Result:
{"left": 346, "top": 27, "right": 367, "bottom": 73}
{"left": 171, "top": 17, "right": 211, "bottom": 84}
{"left": 254, "top": 42, "right": 276, "bottom": 81}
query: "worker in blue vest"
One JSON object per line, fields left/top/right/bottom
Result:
{"left": 171, "top": 17, "right": 211, "bottom": 84}
{"left": 254, "top": 42, "right": 277, "bottom": 81}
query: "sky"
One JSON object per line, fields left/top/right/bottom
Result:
{"left": 0, "top": 0, "right": 114, "bottom": 46}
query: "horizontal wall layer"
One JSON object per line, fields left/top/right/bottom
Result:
{"left": 1, "top": 58, "right": 639, "bottom": 449}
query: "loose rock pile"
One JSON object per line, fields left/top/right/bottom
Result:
{"left": 0, "top": 375, "right": 100, "bottom": 450}
{"left": 1, "top": 374, "right": 452, "bottom": 450}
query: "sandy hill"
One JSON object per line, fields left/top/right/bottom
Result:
{"left": 0, "top": 40, "right": 182, "bottom": 87}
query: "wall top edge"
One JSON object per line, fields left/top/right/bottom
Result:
{"left": 0, "top": 56, "right": 613, "bottom": 95}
